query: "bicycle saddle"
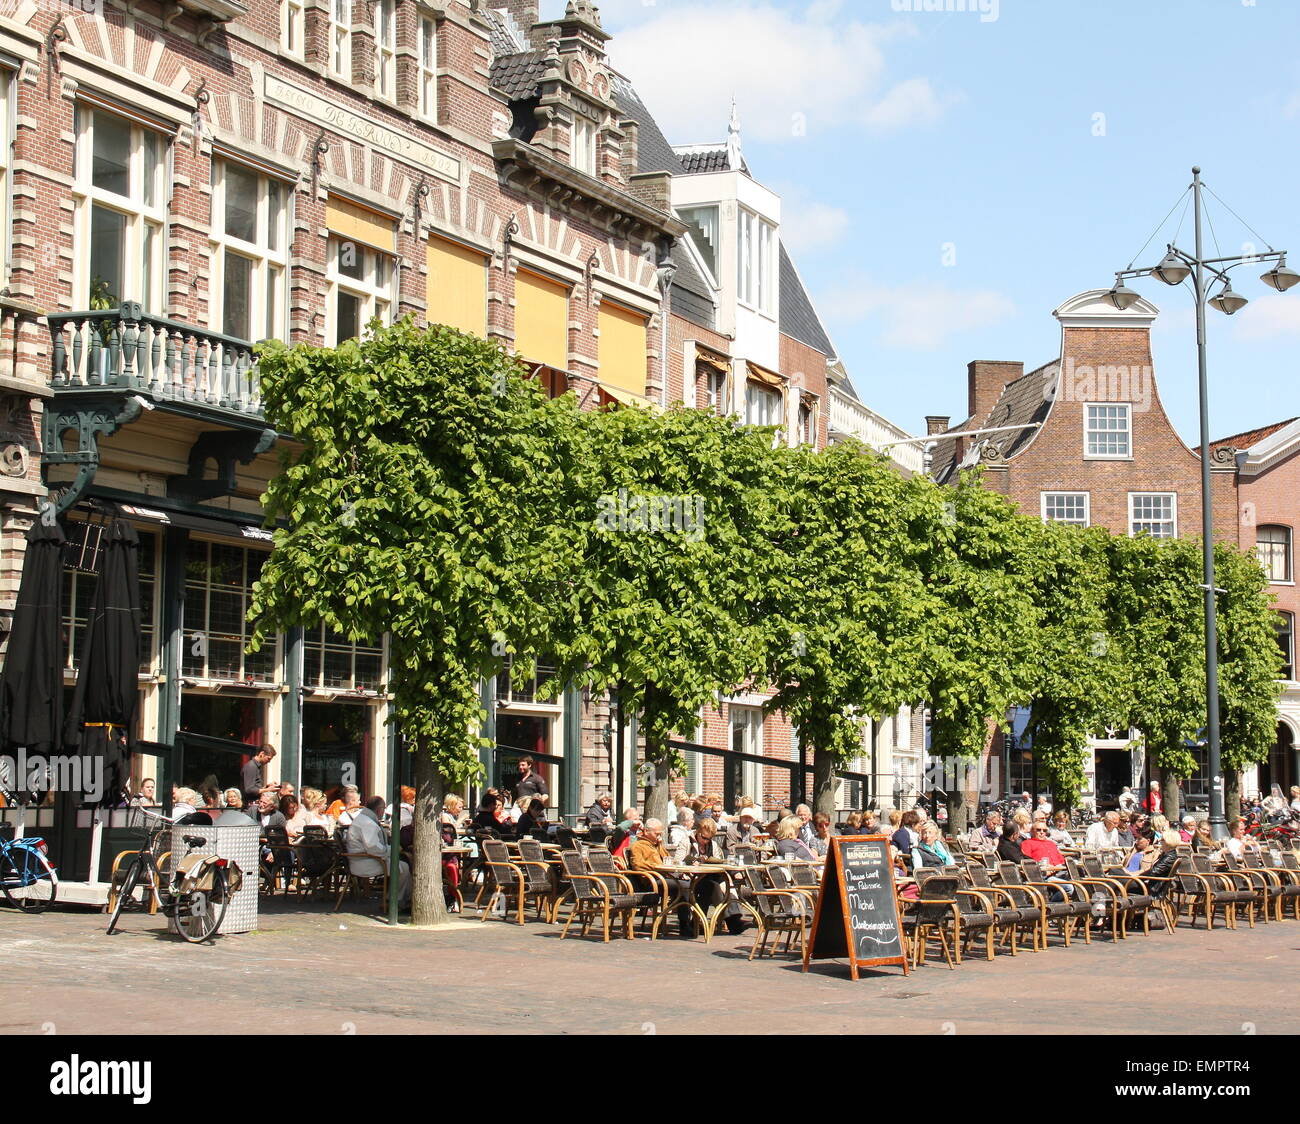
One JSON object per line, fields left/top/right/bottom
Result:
{"left": 182, "top": 835, "right": 208, "bottom": 848}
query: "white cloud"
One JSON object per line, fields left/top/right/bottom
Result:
{"left": 606, "top": 2, "right": 953, "bottom": 143}
{"left": 779, "top": 199, "right": 851, "bottom": 254}
{"left": 1230, "top": 292, "right": 1300, "bottom": 341}
{"left": 820, "top": 279, "right": 1016, "bottom": 350}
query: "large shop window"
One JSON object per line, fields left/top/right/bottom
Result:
{"left": 302, "top": 700, "right": 371, "bottom": 798}
{"left": 75, "top": 105, "right": 167, "bottom": 312}
{"left": 303, "top": 625, "right": 383, "bottom": 692}
{"left": 182, "top": 540, "right": 277, "bottom": 683}
{"left": 427, "top": 235, "right": 487, "bottom": 337}
{"left": 514, "top": 270, "right": 569, "bottom": 370}
{"left": 177, "top": 694, "right": 266, "bottom": 793}
{"left": 597, "top": 301, "right": 648, "bottom": 396}
{"left": 63, "top": 525, "right": 158, "bottom": 674}
{"left": 211, "top": 159, "right": 289, "bottom": 343}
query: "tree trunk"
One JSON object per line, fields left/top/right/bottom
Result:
{"left": 1224, "top": 769, "right": 1241, "bottom": 825}
{"left": 643, "top": 753, "right": 672, "bottom": 825}
{"left": 410, "top": 750, "right": 448, "bottom": 927}
{"left": 946, "top": 782, "right": 968, "bottom": 835}
{"left": 1161, "top": 770, "right": 1180, "bottom": 825}
{"left": 812, "top": 749, "right": 837, "bottom": 818}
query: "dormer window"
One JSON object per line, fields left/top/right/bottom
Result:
{"left": 738, "top": 207, "right": 775, "bottom": 315}
{"left": 678, "top": 205, "right": 719, "bottom": 283}
{"left": 571, "top": 114, "right": 597, "bottom": 176}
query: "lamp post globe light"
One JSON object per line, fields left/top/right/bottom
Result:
{"left": 1106, "top": 167, "right": 1295, "bottom": 840}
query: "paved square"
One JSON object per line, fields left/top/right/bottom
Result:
{"left": 0, "top": 900, "right": 1296, "bottom": 1035}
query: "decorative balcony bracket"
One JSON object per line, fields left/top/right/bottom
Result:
{"left": 42, "top": 395, "right": 144, "bottom": 515}
{"left": 168, "top": 427, "right": 278, "bottom": 501}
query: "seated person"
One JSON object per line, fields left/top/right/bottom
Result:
{"left": 347, "top": 795, "right": 410, "bottom": 906}
{"left": 911, "top": 821, "right": 954, "bottom": 869}
{"left": 629, "top": 818, "right": 692, "bottom": 935}
{"left": 667, "top": 808, "right": 695, "bottom": 864}
{"left": 996, "top": 819, "right": 1027, "bottom": 865}
{"left": 774, "top": 816, "right": 818, "bottom": 862}
{"left": 724, "top": 805, "right": 763, "bottom": 854}
{"left": 515, "top": 797, "right": 550, "bottom": 840}
{"left": 1046, "top": 812, "right": 1074, "bottom": 848}
{"left": 471, "top": 792, "right": 512, "bottom": 839}
{"left": 809, "top": 812, "right": 834, "bottom": 857}
{"left": 585, "top": 792, "right": 615, "bottom": 835}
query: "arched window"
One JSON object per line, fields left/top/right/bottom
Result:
{"left": 1257, "top": 525, "right": 1292, "bottom": 583}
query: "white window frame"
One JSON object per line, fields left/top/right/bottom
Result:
{"left": 210, "top": 159, "right": 290, "bottom": 343}
{"left": 1084, "top": 402, "right": 1132, "bottom": 459}
{"left": 737, "top": 207, "right": 776, "bottom": 316}
{"left": 1041, "top": 491, "right": 1091, "bottom": 527}
{"left": 418, "top": 16, "right": 438, "bottom": 120}
{"left": 678, "top": 205, "right": 719, "bottom": 285}
{"left": 373, "top": 0, "right": 396, "bottom": 100}
{"left": 73, "top": 105, "right": 168, "bottom": 314}
{"left": 281, "top": 0, "right": 306, "bottom": 57}
{"left": 1129, "top": 492, "right": 1178, "bottom": 539}
{"left": 327, "top": 236, "right": 394, "bottom": 344}
{"left": 571, "top": 114, "right": 597, "bottom": 176}
{"left": 730, "top": 704, "right": 763, "bottom": 805}
{"left": 1256, "top": 525, "right": 1293, "bottom": 584}
{"left": 330, "top": 0, "right": 352, "bottom": 79}
{"left": 744, "top": 381, "right": 783, "bottom": 430}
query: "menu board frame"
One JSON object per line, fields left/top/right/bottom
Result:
{"left": 802, "top": 834, "right": 909, "bottom": 979}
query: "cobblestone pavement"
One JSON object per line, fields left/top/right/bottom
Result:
{"left": 1, "top": 900, "right": 1296, "bottom": 1035}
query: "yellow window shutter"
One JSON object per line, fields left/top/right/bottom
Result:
{"left": 515, "top": 270, "right": 569, "bottom": 369}
{"left": 326, "top": 197, "right": 397, "bottom": 253}
{"left": 598, "top": 302, "right": 648, "bottom": 396}
{"left": 426, "top": 236, "right": 487, "bottom": 336}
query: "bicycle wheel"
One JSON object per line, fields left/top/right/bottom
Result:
{"left": 106, "top": 857, "right": 143, "bottom": 933}
{"left": 172, "top": 868, "right": 229, "bottom": 943}
{"left": 0, "top": 846, "right": 58, "bottom": 913}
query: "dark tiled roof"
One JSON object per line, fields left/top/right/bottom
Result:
{"left": 480, "top": 6, "right": 526, "bottom": 55}
{"left": 677, "top": 147, "right": 732, "bottom": 174}
{"left": 778, "top": 242, "right": 835, "bottom": 359}
{"left": 929, "top": 362, "right": 1058, "bottom": 484}
{"left": 611, "top": 76, "right": 683, "bottom": 176}
{"left": 491, "top": 50, "right": 546, "bottom": 100}
{"left": 1211, "top": 418, "right": 1299, "bottom": 452}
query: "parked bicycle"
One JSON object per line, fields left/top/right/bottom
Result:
{"left": 106, "top": 806, "right": 243, "bottom": 942}
{"left": 0, "top": 824, "right": 58, "bottom": 912}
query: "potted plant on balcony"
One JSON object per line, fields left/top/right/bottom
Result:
{"left": 88, "top": 275, "right": 119, "bottom": 384}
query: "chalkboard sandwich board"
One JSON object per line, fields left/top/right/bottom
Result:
{"left": 802, "top": 835, "right": 908, "bottom": 979}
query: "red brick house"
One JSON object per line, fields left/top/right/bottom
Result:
{"left": 927, "top": 288, "right": 1241, "bottom": 808}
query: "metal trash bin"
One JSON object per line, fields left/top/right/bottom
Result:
{"left": 168, "top": 824, "right": 258, "bottom": 934}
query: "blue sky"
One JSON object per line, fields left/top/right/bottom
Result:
{"left": 596, "top": 0, "right": 1300, "bottom": 441}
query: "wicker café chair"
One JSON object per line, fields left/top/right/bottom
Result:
{"left": 1171, "top": 855, "right": 1246, "bottom": 930}
{"left": 911, "top": 873, "right": 961, "bottom": 969}
{"left": 1064, "top": 858, "right": 1135, "bottom": 940}
{"left": 515, "top": 838, "right": 560, "bottom": 922}
{"left": 585, "top": 846, "right": 669, "bottom": 933}
{"left": 1000, "top": 861, "right": 1089, "bottom": 948}
{"left": 477, "top": 839, "right": 553, "bottom": 924}
{"left": 741, "top": 866, "right": 810, "bottom": 961}
{"left": 1259, "top": 851, "right": 1300, "bottom": 920}
{"left": 1189, "top": 853, "right": 1257, "bottom": 929}
{"left": 557, "top": 850, "right": 662, "bottom": 942}
{"left": 963, "top": 862, "right": 1039, "bottom": 952}
{"left": 1219, "top": 852, "right": 1280, "bottom": 923}
{"left": 1089, "top": 857, "right": 1160, "bottom": 936}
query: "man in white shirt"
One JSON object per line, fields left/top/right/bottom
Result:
{"left": 1117, "top": 787, "right": 1138, "bottom": 814}
{"left": 347, "top": 797, "right": 410, "bottom": 906}
{"left": 1084, "top": 811, "right": 1120, "bottom": 852}
{"left": 335, "top": 785, "right": 362, "bottom": 828}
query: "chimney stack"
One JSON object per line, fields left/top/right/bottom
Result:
{"left": 967, "top": 360, "right": 1023, "bottom": 426}
{"left": 500, "top": 1, "right": 541, "bottom": 43}
{"left": 925, "top": 415, "right": 951, "bottom": 436}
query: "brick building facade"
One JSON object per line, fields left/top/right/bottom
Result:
{"left": 928, "top": 289, "right": 1244, "bottom": 808}
{"left": 0, "top": 0, "right": 908, "bottom": 863}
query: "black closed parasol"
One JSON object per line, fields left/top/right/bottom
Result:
{"left": 64, "top": 519, "right": 141, "bottom": 807}
{"left": 0, "top": 520, "right": 67, "bottom": 799}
